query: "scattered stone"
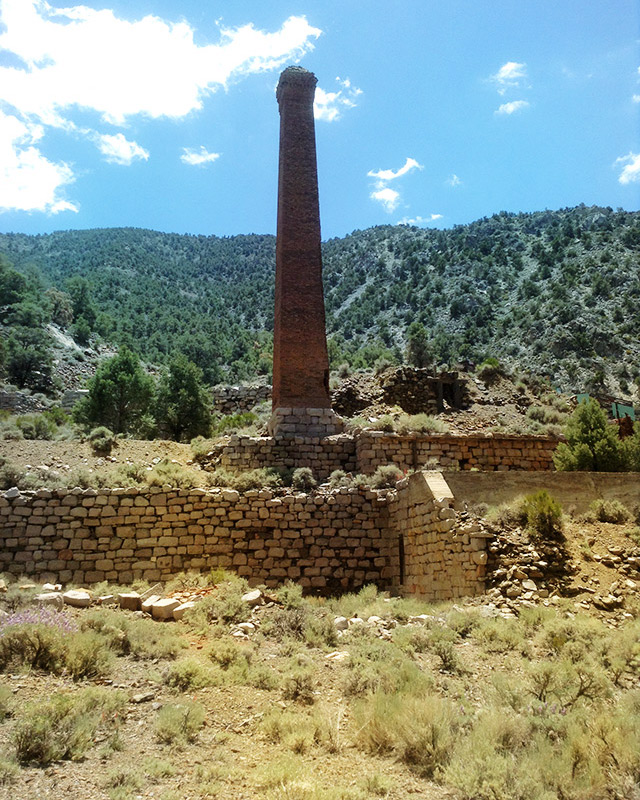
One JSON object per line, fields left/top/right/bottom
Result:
{"left": 35, "top": 592, "right": 64, "bottom": 609}
{"left": 241, "top": 589, "right": 263, "bottom": 607}
{"left": 367, "top": 615, "right": 384, "bottom": 626}
{"left": 63, "top": 589, "right": 92, "bottom": 608}
{"left": 42, "top": 583, "right": 62, "bottom": 592}
{"left": 0, "top": 580, "right": 7, "bottom": 593}
{"left": 118, "top": 592, "right": 142, "bottom": 611}
{"left": 236, "top": 622, "right": 256, "bottom": 633}
{"left": 521, "top": 579, "right": 537, "bottom": 592}
{"left": 172, "top": 602, "right": 195, "bottom": 621}
{"left": 325, "top": 651, "right": 350, "bottom": 662}
{"left": 4, "top": 487, "right": 20, "bottom": 499}
{"left": 130, "top": 692, "right": 155, "bottom": 704}
{"left": 141, "top": 595, "right": 162, "bottom": 613}
{"left": 333, "top": 616, "right": 349, "bottom": 631}
{"left": 151, "top": 599, "right": 180, "bottom": 620}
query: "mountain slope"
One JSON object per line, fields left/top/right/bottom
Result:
{"left": 1, "top": 204, "right": 639, "bottom": 394}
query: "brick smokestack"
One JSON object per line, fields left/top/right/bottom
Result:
{"left": 270, "top": 67, "right": 342, "bottom": 438}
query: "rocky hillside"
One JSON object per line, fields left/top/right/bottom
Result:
{"left": 1, "top": 204, "right": 639, "bottom": 396}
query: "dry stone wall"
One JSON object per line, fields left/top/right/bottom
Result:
{"left": 211, "top": 384, "right": 271, "bottom": 415}
{"left": 355, "top": 432, "right": 557, "bottom": 474}
{"left": 389, "top": 472, "right": 488, "bottom": 601}
{"left": 215, "top": 433, "right": 356, "bottom": 479}
{"left": 209, "top": 432, "right": 557, "bottom": 480}
{"left": 0, "top": 485, "right": 390, "bottom": 594}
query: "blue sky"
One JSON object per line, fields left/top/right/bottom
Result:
{"left": 0, "top": 0, "right": 638, "bottom": 239}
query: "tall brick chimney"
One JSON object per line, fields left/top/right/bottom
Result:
{"left": 269, "top": 66, "right": 343, "bottom": 438}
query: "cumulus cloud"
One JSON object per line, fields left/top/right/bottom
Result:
{"left": 181, "top": 147, "right": 221, "bottom": 166}
{"left": 633, "top": 95, "right": 640, "bottom": 104}
{"left": 0, "top": 109, "right": 77, "bottom": 214}
{"left": 368, "top": 157, "right": 423, "bottom": 182}
{"left": 314, "top": 77, "right": 362, "bottom": 122}
{"left": 97, "top": 133, "right": 149, "bottom": 165}
{"left": 370, "top": 187, "right": 400, "bottom": 213}
{"left": 490, "top": 61, "right": 528, "bottom": 94}
{"left": 615, "top": 152, "right": 640, "bottom": 185}
{"left": 446, "top": 174, "right": 462, "bottom": 187}
{"left": 495, "top": 100, "right": 530, "bottom": 115}
{"left": 0, "top": 1, "right": 322, "bottom": 125}
{"left": 399, "top": 213, "right": 443, "bottom": 226}
{"left": 368, "top": 156, "right": 423, "bottom": 213}
{"left": 0, "top": 0, "right": 321, "bottom": 212}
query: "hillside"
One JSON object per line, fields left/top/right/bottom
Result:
{"left": 1, "top": 204, "right": 639, "bottom": 396}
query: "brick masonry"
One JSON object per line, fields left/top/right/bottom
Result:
{"left": 271, "top": 66, "right": 337, "bottom": 435}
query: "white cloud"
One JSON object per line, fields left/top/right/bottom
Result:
{"left": 368, "top": 157, "right": 423, "bottom": 183}
{"left": 0, "top": 1, "right": 322, "bottom": 126}
{"left": 97, "top": 133, "right": 149, "bottom": 165}
{"left": 495, "top": 100, "right": 530, "bottom": 115}
{"left": 633, "top": 94, "right": 640, "bottom": 104}
{"left": 181, "top": 146, "right": 221, "bottom": 166}
{"left": 446, "top": 174, "right": 462, "bottom": 187}
{"left": 0, "top": 0, "right": 321, "bottom": 212}
{"left": 368, "top": 156, "right": 422, "bottom": 213}
{"left": 0, "top": 109, "right": 77, "bottom": 214}
{"left": 399, "top": 214, "right": 443, "bottom": 226}
{"left": 491, "top": 61, "right": 528, "bottom": 94}
{"left": 615, "top": 152, "right": 640, "bottom": 185}
{"left": 370, "top": 187, "right": 400, "bottom": 213}
{"left": 314, "top": 76, "right": 362, "bottom": 122}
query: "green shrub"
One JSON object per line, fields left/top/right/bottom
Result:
{"left": 291, "top": 467, "right": 317, "bottom": 492}
{"left": 211, "top": 411, "right": 258, "bottom": 436}
{"left": 15, "top": 413, "right": 56, "bottom": 440}
{"left": 584, "top": 498, "right": 632, "bottom": 524}
{"left": 0, "top": 757, "right": 17, "bottom": 786}
{"left": 165, "top": 657, "right": 218, "bottom": 690}
{"left": 87, "top": 425, "right": 117, "bottom": 455}
{"left": 146, "top": 459, "right": 201, "bottom": 489}
{"left": 554, "top": 398, "right": 629, "bottom": 472}
{"left": 367, "top": 464, "right": 403, "bottom": 489}
{"left": 183, "top": 576, "right": 250, "bottom": 628}
{"left": 282, "top": 668, "right": 316, "bottom": 704}
{"left": 155, "top": 701, "right": 205, "bottom": 745}
{"left": 522, "top": 490, "right": 564, "bottom": 541}
{"left": 354, "top": 693, "right": 458, "bottom": 778}
{"left": 327, "top": 469, "right": 353, "bottom": 489}
{"left": 395, "top": 414, "right": 449, "bottom": 434}
{"left": 65, "top": 631, "right": 112, "bottom": 681}
{"left": 14, "top": 688, "right": 125, "bottom": 764}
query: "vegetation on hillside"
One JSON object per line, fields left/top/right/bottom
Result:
{"left": 1, "top": 204, "right": 639, "bottom": 396}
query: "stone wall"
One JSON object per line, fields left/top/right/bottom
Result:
{"left": 388, "top": 472, "right": 488, "bottom": 601}
{"left": 211, "top": 384, "right": 271, "bottom": 416}
{"left": 0, "top": 391, "right": 48, "bottom": 414}
{"left": 208, "top": 431, "right": 557, "bottom": 480}
{"left": 214, "top": 433, "right": 356, "bottom": 479}
{"left": 446, "top": 471, "right": 640, "bottom": 516}
{"left": 0, "top": 485, "right": 389, "bottom": 594}
{"left": 355, "top": 432, "right": 558, "bottom": 474}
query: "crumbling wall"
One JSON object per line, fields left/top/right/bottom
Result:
{"left": 388, "top": 472, "right": 488, "bottom": 601}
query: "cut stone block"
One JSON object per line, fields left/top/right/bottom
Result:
{"left": 36, "top": 592, "right": 64, "bottom": 609}
{"left": 141, "top": 594, "right": 162, "bottom": 613}
{"left": 172, "top": 601, "right": 195, "bottom": 621}
{"left": 63, "top": 589, "right": 92, "bottom": 608}
{"left": 151, "top": 599, "right": 180, "bottom": 620}
{"left": 118, "top": 592, "right": 142, "bottom": 611}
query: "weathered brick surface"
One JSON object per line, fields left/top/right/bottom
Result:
{"left": 272, "top": 66, "right": 332, "bottom": 421}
